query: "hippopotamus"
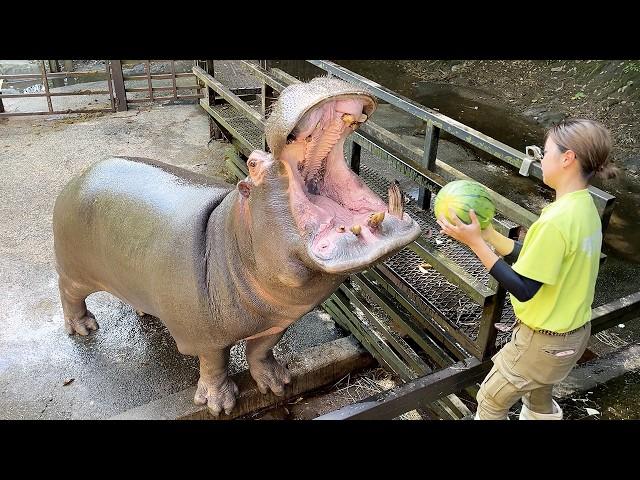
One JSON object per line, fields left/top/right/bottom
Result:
{"left": 52, "top": 76, "right": 422, "bottom": 416}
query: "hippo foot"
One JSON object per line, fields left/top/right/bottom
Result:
{"left": 65, "top": 311, "right": 99, "bottom": 336}
{"left": 194, "top": 375, "right": 239, "bottom": 417}
{"left": 249, "top": 357, "right": 292, "bottom": 396}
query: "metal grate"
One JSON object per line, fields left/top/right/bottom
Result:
{"left": 210, "top": 100, "right": 264, "bottom": 149}
{"left": 357, "top": 157, "right": 515, "bottom": 346}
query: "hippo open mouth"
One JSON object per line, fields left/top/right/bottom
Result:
{"left": 265, "top": 77, "right": 422, "bottom": 274}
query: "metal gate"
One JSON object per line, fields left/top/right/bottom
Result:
{"left": 0, "top": 60, "right": 204, "bottom": 116}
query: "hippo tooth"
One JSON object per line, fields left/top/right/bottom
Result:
{"left": 388, "top": 181, "right": 405, "bottom": 219}
{"left": 367, "top": 211, "right": 385, "bottom": 229}
{"left": 342, "top": 113, "right": 355, "bottom": 125}
{"left": 350, "top": 224, "right": 362, "bottom": 236}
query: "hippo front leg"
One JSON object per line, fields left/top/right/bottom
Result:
{"left": 194, "top": 347, "right": 239, "bottom": 416}
{"left": 245, "top": 330, "right": 292, "bottom": 396}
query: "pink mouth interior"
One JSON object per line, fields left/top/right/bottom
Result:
{"left": 278, "top": 97, "right": 418, "bottom": 270}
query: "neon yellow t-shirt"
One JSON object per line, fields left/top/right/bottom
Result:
{"left": 511, "top": 189, "right": 602, "bottom": 332}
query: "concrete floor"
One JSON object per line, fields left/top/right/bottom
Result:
{"left": 0, "top": 103, "right": 344, "bottom": 419}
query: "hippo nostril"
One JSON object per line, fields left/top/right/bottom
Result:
{"left": 248, "top": 160, "right": 257, "bottom": 168}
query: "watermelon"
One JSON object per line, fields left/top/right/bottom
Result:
{"left": 433, "top": 180, "right": 495, "bottom": 229}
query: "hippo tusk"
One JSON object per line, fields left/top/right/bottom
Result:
{"left": 367, "top": 211, "right": 385, "bottom": 229}
{"left": 350, "top": 224, "right": 362, "bottom": 236}
{"left": 388, "top": 181, "right": 405, "bottom": 219}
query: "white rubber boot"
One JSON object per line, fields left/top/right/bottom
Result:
{"left": 519, "top": 399, "right": 563, "bottom": 420}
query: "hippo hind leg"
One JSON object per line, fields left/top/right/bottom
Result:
{"left": 58, "top": 277, "right": 99, "bottom": 336}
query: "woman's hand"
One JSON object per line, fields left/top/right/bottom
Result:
{"left": 437, "top": 209, "right": 484, "bottom": 249}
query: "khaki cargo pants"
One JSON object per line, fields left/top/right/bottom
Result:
{"left": 475, "top": 321, "right": 591, "bottom": 420}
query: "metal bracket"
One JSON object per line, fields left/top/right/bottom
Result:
{"left": 520, "top": 145, "right": 543, "bottom": 176}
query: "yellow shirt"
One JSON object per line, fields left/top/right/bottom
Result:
{"left": 511, "top": 189, "right": 602, "bottom": 332}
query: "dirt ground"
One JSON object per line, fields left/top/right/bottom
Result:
{"left": 398, "top": 60, "right": 640, "bottom": 175}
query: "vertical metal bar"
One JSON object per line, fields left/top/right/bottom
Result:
{"left": 170, "top": 60, "right": 177, "bottom": 101}
{"left": 110, "top": 60, "right": 127, "bottom": 111}
{"left": 145, "top": 61, "right": 154, "bottom": 102}
{"left": 261, "top": 60, "right": 274, "bottom": 151}
{"left": 105, "top": 61, "right": 115, "bottom": 112}
{"left": 349, "top": 139, "right": 361, "bottom": 174}
{"left": 205, "top": 60, "right": 223, "bottom": 140}
{"left": 40, "top": 61, "right": 53, "bottom": 113}
{"left": 418, "top": 120, "right": 440, "bottom": 210}
{"left": 0, "top": 78, "right": 4, "bottom": 113}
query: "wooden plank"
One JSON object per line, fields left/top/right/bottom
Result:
{"left": 330, "top": 290, "right": 418, "bottom": 381}
{"left": 353, "top": 273, "right": 455, "bottom": 368}
{"left": 339, "top": 284, "right": 431, "bottom": 376}
{"left": 314, "top": 356, "right": 491, "bottom": 420}
{"left": 365, "top": 268, "right": 471, "bottom": 360}
{"left": 110, "top": 60, "right": 127, "bottom": 112}
{"left": 374, "top": 264, "right": 482, "bottom": 357}
{"left": 591, "top": 291, "right": 640, "bottom": 334}
{"left": 111, "top": 335, "right": 374, "bottom": 420}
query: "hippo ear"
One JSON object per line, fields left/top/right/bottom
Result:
{"left": 237, "top": 180, "right": 252, "bottom": 198}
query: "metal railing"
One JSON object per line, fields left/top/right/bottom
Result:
{"left": 0, "top": 60, "right": 115, "bottom": 116}
{"left": 192, "top": 60, "right": 626, "bottom": 418}
{"left": 0, "top": 60, "right": 205, "bottom": 116}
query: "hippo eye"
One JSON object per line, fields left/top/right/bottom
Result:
{"left": 286, "top": 133, "right": 296, "bottom": 145}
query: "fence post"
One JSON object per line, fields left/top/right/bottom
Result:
{"left": 203, "top": 60, "right": 223, "bottom": 140}
{"left": 110, "top": 60, "right": 127, "bottom": 112}
{"left": 260, "top": 60, "right": 274, "bottom": 151}
{"left": 418, "top": 120, "right": 440, "bottom": 210}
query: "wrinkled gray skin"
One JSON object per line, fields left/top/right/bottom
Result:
{"left": 53, "top": 77, "right": 422, "bottom": 416}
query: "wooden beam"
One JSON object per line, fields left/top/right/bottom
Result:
{"left": 314, "top": 356, "right": 491, "bottom": 420}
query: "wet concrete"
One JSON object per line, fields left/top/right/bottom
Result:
{"left": 0, "top": 101, "right": 346, "bottom": 419}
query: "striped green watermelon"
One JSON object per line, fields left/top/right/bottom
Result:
{"left": 433, "top": 180, "right": 495, "bottom": 229}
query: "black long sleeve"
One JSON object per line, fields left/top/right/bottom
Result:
{"left": 489, "top": 258, "right": 542, "bottom": 302}
{"left": 503, "top": 240, "right": 523, "bottom": 265}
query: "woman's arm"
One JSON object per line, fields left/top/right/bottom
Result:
{"left": 482, "top": 225, "right": 516, "bottom": 257}
{"left": 437, "top": 209, "right": 541, "bottom": 301}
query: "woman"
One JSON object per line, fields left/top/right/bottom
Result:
{"left": 437, "top": 118, "right": 613, "bottom": 420}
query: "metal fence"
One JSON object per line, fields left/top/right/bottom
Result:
{"left": 0, "top": 60, "right": 204, "bottom": 116}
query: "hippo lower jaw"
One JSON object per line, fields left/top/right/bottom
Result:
{"left": 278, "top": 97, "right": 422, "bottom": 274}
